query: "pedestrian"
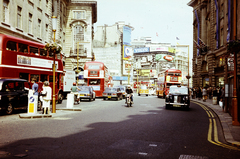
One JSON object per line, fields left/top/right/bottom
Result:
{"left": 202, "top": 87, "right": 207, "bottom": 102}
{"left": 216, "top": 86, "right": 221, "bottom": 104}
{"left": 220, "top": 87, "right": 225, "bottom": 108}
{"left": 40, "top": 81, "right": 52, "bottom": 114}
{"left": 71, "top": 82, "right": 81, "bottom": 103}
{"left": 31, "top": 78, "right": 39, "bottom": 96}
{"left": 208, "top": 87, "right": 212, "bottom": 99}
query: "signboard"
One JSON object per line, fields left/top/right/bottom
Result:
{"left": 134, "top": 47, "right": 150, "bottom": 53}
{"left": 112, "top": 76, "right": 128, "bottom": 81}
{"left": 149, "top": 46, "right": 168, "bottom": 52}
{"left": 123, "top": 26, "right": 131, "bottom": 46}
{"left": 155, "top": 54, "right": 175, "bottom": 62}
{"left": 123, "top": 45, "right": 133, "bottom": 60}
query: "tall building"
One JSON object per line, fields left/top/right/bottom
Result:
{"left": 0, "top": 0, "right": 97, "bottom": 79}
{"left": 188, "top": 0, "right": 240, "bottom": 125}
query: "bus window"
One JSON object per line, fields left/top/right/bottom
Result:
{"left": 19, "top": 43, "right": 28, "bottom": 53}
{"left": 175, "top": 73, "right": 181, "bottom": 76}
{"left": 40, "top": 74, "right": 48, "bottom": 82}
{"left": 89, "top": 79, "right": 100, "bottom": 85}
{"left": 30, "top": 74, "right": 39, "bottom": 82}
{"left": 6, "top": 41, "right": 17, "bottom": 51}
{"left": 49, "top": 75, "right": 53, "bottom": 82}
{"left": 40, "top": 48, "right": 47, "bottom": 56}
{"left": 30, "top": 46, "right": 39, "bottom": 55}
{"left": 19, "top": 73, "right": 29, "bottom": 81}
{"left": 49, "top": 52, "right": 53, "bottom": 57}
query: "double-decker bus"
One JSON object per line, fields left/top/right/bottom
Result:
{"left": 156, "top": 69, "right": 182, "bottom": 98}
{"left": 84, "top": 61, "right": 110, "bottom": 97}
{"left": 0, "top": 34, "right": 64, "bottom": 103}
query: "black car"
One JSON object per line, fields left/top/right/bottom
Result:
{"left": 77, "top": 86, "right": 96, "bottom": 101}
{"left": 165, "top": 85, "right": 190, "bottom": 109}
{"left": 102, "top": 87, "right": 123, "bottom": 101}
{"left": 0, "top": 78, "right": 29, "bottom": 115}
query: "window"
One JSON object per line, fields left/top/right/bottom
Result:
{"left": 220, "top": 28, "right": 224, "bottom": 46}
{"left": 6, "top": 41, "right": 17, "bottom": 51}
{"left": 17, "top": 6, "right": 22, "bottom": 29}
{"left": 15, "top": 82, "right": 24, "bottom": 90}
{"left": 74, "top": 25, "right": 84, "bottom": 54}
{"left": 29, "top": 13, "right": 32, "bottom": 34}
{"left": 30, "top": 46, "right": 38, "bottom": 54}
{"left": 3, "top": 0, "right": 9, "bottom": 23}
{"left": 40, "top": 74, "right": 48, "bottom": 82}
{"left": 40, "top": 48, "right": 47, "bottom": 56}
{"left": 30, "top": 74, "right": 39, "bottom": 82}
{"left": 18, "top": 43, "right": 28, "bottom": 53}
{"left": 19, "top": 73, "right": 29, "bottom": 80}
{"left": 38, "top": 19, "right": 41, "bottom": 38}
{"left": 73, "top": 10, "right": 85, "bottom": 19}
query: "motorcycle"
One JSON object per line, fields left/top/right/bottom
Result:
{"left": 126, "top": 94, "right": 133, "bottom": 107}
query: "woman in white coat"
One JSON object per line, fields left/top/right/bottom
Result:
{"left": 40, "top": 81, "right": 52, "bottom": 114}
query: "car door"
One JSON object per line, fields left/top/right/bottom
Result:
{"left": 15, "top": 81, "right": 28, "bottom": 107}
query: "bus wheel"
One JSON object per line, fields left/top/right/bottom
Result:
{"left": 6, "top": 103, "right": 13, "bottom": 115}
{"left": 57, "top": 94, "right": 63, "bottom": 104}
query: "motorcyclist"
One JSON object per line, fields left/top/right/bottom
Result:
{"left": 71, "top": 82, "right": 81, "bottom": 103}
{"left": 125, "top": 85, "right": 133, "bottom": 104}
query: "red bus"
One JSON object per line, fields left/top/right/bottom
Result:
{"left": 0, "top": 34, "right": 64, "bottom": 103}
{"left": 156, "top": 69, "right": 182, "bottom": 98}
{"left": 84, "top": 61, "right": 110, "bottom": 97}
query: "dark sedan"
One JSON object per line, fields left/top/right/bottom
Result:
{"left": 77, "top": 86, "right": 96, "bottom": 101}
{"left": 165, "top": 85, "right": 190, "bottom": 109}
{"left": 0, "top": 78, "right": 29, "bottom": 115}
{"left": 102, "top": 87, "right": 123, "bottom": 101}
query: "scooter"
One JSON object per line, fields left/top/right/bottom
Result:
{"left": 126, "top": 94, "right": 133, "bottom": 107}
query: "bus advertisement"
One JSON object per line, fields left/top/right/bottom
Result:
{"left": 0, "top": 34, "right": 64, "bottom": 103}
{"left": 84, "top": 61, "right": 111, "bottom": 97}
{"left": 156, "top": 69, "right": 182, "bottom": 98}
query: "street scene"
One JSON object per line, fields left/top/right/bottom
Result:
{"left": 0, "top": 95, "right": 240, "bottom": 159}
{"left": 1, "top": 0, "right": 240, "bottom": 158}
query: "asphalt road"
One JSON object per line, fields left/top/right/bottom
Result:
{"left": 0, "top": 95, "right": 240, "bottom": 159}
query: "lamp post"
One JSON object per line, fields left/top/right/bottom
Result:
{"left": 52, "top": 16, "right": 57, "bottom": 113}
{"left": 76, "top": 42, "right": 80, "bottom": 84}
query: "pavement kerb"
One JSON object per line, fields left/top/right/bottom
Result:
{"left": 191, "top": 99, "right": 240, "bottom": 147}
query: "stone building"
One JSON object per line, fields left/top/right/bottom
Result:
{"left": 0, "top": 0, "right": 97, "bottom": 76}
{"left": 188, "top": 0, "right": 240, "bottom": 124}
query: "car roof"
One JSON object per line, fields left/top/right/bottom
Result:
{"left": 170, "top": 85, "right": 188, "bottom": 88}
{"left": 0, "top": 78, "right": 27, "bottom": 82}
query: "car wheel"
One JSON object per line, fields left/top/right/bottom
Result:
{"left": 89, "top": 98, "right": 91, "bottom": 102}
{"left": 56, "top": 93, "right": 63, "bottom": 104}
{"left": 138, "top": 94, "right": 140, "bottom": 96}
{"left": 165, "top": 104, "right": 170, "bottom": 109}
{"left": 103, "top": 98, "right": 106, "bottom": 100}
{"left": 6, "top": 103, "right": 13, "bottom": 115}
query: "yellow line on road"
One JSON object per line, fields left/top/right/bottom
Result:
{"left": 192, "top": 101, "right": 240, "bottom": 151}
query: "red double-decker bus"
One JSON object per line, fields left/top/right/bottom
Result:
{"left": 84, "top": 61, "right": 111, "bottom": 97}
{"left": 156, "top": 69, "right": 182, "bottom": 98}
{"left": 0, "top": 34, "right": 64, "bottom": 103}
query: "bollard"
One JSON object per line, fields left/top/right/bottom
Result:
{"left": 67, "top": 93, "right": 74, "bottom": 108}
{"left": 28, "top": 89, "right": 38, "bottom": 114}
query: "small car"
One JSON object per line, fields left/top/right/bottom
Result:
{"left": 138, "top": 85, "right": 149, "bottom": 96}
{"left": 0, "top": 78, "right": 30, "bottom": 115}
{"left": 165, "top": 85, "right": 190, "bottom": 109}
{"left": 102, "top": 87, "right": 123, "bottom": 101}
{"left": 77, "top": 86, "right": 96, "bottom": 101}
{"left": 116, "top": 85, "right": 127, "bottom": 98}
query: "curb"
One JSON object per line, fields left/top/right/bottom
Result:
{"left": 19, "top": 114, "right": 52, "bottom": 119}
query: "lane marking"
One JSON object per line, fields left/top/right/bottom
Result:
{"left": 192, "top": 101, "right": 240, "bottom": 151}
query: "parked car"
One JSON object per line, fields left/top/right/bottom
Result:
{"left": 0, "top": 78, "right": 30, "bottom": 115}
{"left": 77, "top": 86, "right": 96, "bottom": 101}
{"left": 102, "top": 87, "right": 123, "bottom": 101}
{"left": 116, "top": 85, "right": 127, "bottom": 98}
{"left": 165, "top": 85, "right": 190, "bottom": 109}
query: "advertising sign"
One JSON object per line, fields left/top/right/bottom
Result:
{"left": 123, "top": 26, "right": 131, "bottom": 46}
{"left": 123, "top": 60, "right": 132, "bottom": 75}
{"left": 123, "top": 45, "right": 133, "bottom": 60}
{"left": 149, "top": 46, "right": 168, "bottom": 52}
{"left": 155, "top": 54, "right": 174, "bottom": 62}
{"left": 134, "top": 47, "right": 150, "bottom": 53}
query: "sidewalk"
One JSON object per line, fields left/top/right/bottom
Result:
{"left": 191, "top": 98, "right": 240, "bottom": 147}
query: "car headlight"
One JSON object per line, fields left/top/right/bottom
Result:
{"left": 185, "top": 96, "right": 189, "bottom": 100}
{"left": 166, "top": 95, "right": 169, "bottom": 99}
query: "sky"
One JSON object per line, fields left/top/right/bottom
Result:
{"left": 94, "top": 0, "right": 194, "bottom": 58}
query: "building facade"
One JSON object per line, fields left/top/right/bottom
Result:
{"left": 0, "top": 0, "right": 97, "bottom": 80}
{"left": 188, "top": 0, "right": 240, "bottom": 124}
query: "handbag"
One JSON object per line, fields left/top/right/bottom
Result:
{"left": 40, "top": 92, "right": 47, "bottom": 97}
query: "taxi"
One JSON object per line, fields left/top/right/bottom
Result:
{"left": 138, "top": 85, "right": 149, "bottom": 96}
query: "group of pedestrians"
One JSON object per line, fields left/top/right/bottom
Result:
{"left": 191, "top": 86, "right": 225, "bottom": 106}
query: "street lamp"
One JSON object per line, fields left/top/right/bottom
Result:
{"left": 52, "top": 16, "right": 57, "bottom": 113}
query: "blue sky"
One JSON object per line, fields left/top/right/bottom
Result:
{"left": 95, "top": 0, "right": 193, "bottom": 56}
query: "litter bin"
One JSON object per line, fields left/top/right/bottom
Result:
{"left": 67, "top": 93, "right": 74, "bottom": 108}
{"left": 28, "top": 90, "right": 38, "bottom": 114}
{"left": 212, "top": 96, "right": 217, "bottom": 105}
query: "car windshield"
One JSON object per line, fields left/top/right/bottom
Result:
{"left": 169, "top": 87, "right": 188, "bottom": 94}
{"left": 78, "top": 86, "right": 89, "bottom": 91}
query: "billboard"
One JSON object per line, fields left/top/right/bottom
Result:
{"left": 134, "top": 47, "right": 150, "bottom": 53}
{"left": 155, "top": 54, "right": 175, "bottom": 62}
{"left": 123, "top": 26, "right": 131, "bottom": 46}
{"left": 123, "top": 45, "right": 133, "bottom": 60}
